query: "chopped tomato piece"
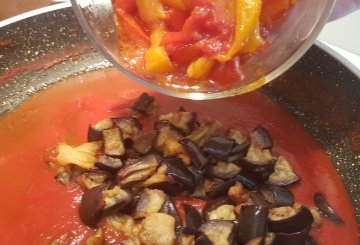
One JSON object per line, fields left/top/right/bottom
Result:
{"left": 166, "top": 43, "right": 203, "bottom": 66}
{"left": 164, "top": 8, "right": 188, "bottom": 32}
{"left": 209, "top": 57, "right": 244, "bottom": 85}
{"left": 261, "top": 0, "right": 293, "bottom": 28}
{"left": 113, "top": 0, "right": 137, "bottom": 13}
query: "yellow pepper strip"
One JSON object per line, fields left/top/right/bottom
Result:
{"left": 136, "top": 0, "right": 166, "bottom": 27}
{"left": 216, "top": 0, "right": 262, "bottom": 62}
{"left": 241, "top": 20, "right": 265, "bottom": 53}
{"left": 146, "top": 27, "right": 175, "bottom": 73}
{"left": 160, "top": 0, "right": 188, "bottom": 11}
{"left": 187, "top": 57, "right": 215, "bottom": 80}
{"left": 150, "top": 27, "right": 166, "bottom": 47}
{"left": 145, "top": 47, "right": 175, "bottom": 73}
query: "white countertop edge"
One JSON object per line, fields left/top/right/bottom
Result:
{"left": 315, "top": 40, "right": 360, "bottom": 79}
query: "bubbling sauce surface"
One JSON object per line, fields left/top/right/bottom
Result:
{"left": 0, "top": 68, "right": 357, "bottom": 244}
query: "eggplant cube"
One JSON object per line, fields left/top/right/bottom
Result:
{"left": 103, "top": 127, "right": 125, "bottom": 157}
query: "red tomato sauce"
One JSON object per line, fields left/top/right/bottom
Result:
{"left": 0, "top": 68, "right": 358, "bottom": 244}
{"left": 113, "top": 0, "right": 294, "bottom": 87}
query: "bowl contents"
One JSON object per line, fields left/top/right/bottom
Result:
{"left": 51, "top": 92, "right": 344, "bottom": 244}
{"left": 0, "top": 69, "right": 357, "bottom": 244}
{"left": 112, "top": 0, "right": 294, "bottom": 87}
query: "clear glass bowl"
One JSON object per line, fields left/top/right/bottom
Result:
{"left": 70, "top": 0, "right": 335, "bottom": 100}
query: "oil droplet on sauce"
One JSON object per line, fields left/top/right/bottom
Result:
{"left": 0, "top": 68, "right": 357, "bottom": 244}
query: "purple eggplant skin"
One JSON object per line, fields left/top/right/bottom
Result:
{"left": 103, "top": 191, "right": 133, "bottom": 215}
{"left": 132, "top": 130, "right": 157, "bottom": 154}
{"left": 195, "top": 235, "right": 213, "bottom": 245}
{"left": 249, "top": 192, "right": 268, "bottom": 206}
{"left": 183, "top": 204, "right": 203, "bottom": 235}
{"left": 206, "top": 178, "right": 237, "bottom": 198}
{"left": 179, "top": 139, "right": 209, "bottom": 169}
{"left": 203, "top": 197, "right": 234, "bottom": 221}
{"left": 79, "top": 184, "right": 106, "bottom": 228}
{"left": 260, "top": 186, "right": 294, "bottom": 207}
{"left": 203, "top": 136, "right": 235, "bottom": 161}
{"left": 88, "top": 125, "right": 103, "bottom": 142}
{"left": 235, "top": 175, "right": 257, "bottom": 190}
{"left": 273, "top": 227, "right": 310, "bottom": 245}
{"left": 188, "top": 165, "right": 205, "bottom": 187}
{"left": 237, "top": 204, "right": 269, "bottom": 244}
{"left": 161, "top": 198, "right": 182, "bottom": 231}
{"left": 131, "top": 92, "right": 155, "bottom": 114}
{"left": 251, "top": 126, "right": 273, "bottom": 149}
{"left": 95, "top": 155, "right": 123, "bottom": 172}
{"left": 313, "top": 193, "right": 344, "bottom": 225}
{"left": 268, "top": 206, "right": 314, "bottom": 233}
{"left": 162, "top": 158, "right": 196, "bottom": 192}
{"left": 240, "top": 160, "right": 275, "bottom": 185}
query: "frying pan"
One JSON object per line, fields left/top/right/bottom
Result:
{"left": 0, "top": 4, "right": 359, "bottom": 224}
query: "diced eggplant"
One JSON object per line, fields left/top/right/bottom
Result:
{"left": 139, "top": 213, "right": 176, "bottom": 245}
{"left": 241, "top": 143, "right": 276, "bottom": 183}
{"left": 227, "top": 142, "right": 250, "bottom": 162}
{"left": 133, "top": 130, "right": 157, "bottom": 154}
{"left": 188, "top": 165, "right": 205, "bottom": 187}
{"left": 79, "top": 185, "right": 106, "bottom": 228}
{"left": 203, "top": 197, "right": 235, "bottom": 221}
{"left": 131, "top": 92, "right": 156, "bottom": 115}
{"left": 236, "top": 175, "right": 257, "bottom": 190}
{"left": 249, "top": 191, "right": 268, "bottom": 206}
{"left": 102, "top": 185, "right": 133, "bottom": 214}
{"left": 139, "top": 164, "right": 183, "bottom": 195}
{"left": 206, "top": 162, "right": 241, "bottom": 179}
{"left": 195, "top": 235, "right": 213, "bottom": 245}
{"left": 227, "top": 181, "right": 250, "bottom": 204}
{"left": 199, "top": 220, "right": 235, "bottom": 245}
{"left": 313, "top": 193, "right": 344, "bottom": 225}
{"left": 206, "top": 178, "right": 237, "bottom": 198}
{"left": 77, "top": 169, "right": 114, "bottom": 189}
{"left": 203, "top": 136, "right": 235, "bottom": 161}
{"left": 309, "top": 207, "right": 322, "bottom": 229}
{"left": 112, "top": 117, "right": 142, "bottom": 140}
{"left": 179, "top": 139, "right": 208, "bottom": 169}
{"left": 267, "top": 156, "right": 300, "bottom": 186}
{"left": 183, "top": 204, "right": 203, "bottom": 235}
{"left": 245, "top": 237, "right": 264, "bottom": 245}
{"left": 55, "top": 164, "right": 86, "bottom": 185}
{"left": 228, "top": 129, "right": 248, "bottom": 145}
{"left": 102, "top": 127, "right": 125, "bottom": 157}
{"left": 272, "top": 227, "right": 310, "bottom": 245}
{"left": 268, "top": 205, "right": 314, "bottom": 233}
{"left": 238, "top": 204, "right": 269, "bottom": 244}
{"left": 161, "top": 198, "right": 182, "bottom": 230}
{"left": 88, "top": 118, "right": 113, "bottom": 142}
{"left": 250, "top": 126, "right": 273, "bottom": 149}
{"left": 117, "top": 154, "right": 159, "bottom": 187}
{"left": 163, "top": 158, "right": 196, "bottom": 192}
{"left": 187, "top": 119, "right": 223, "bottom": 147}
{"left": 133, "top": 188, "right": 167, "bottom": 219}
{"left": 56, "top": 142, "right": 102, "bottom": 170}
{"left": 159, "top": 111, "right": 197, "bottom": 134}
{"left": 155, "top": 120, "right": 183, "bottom": 152}
{"left": 95, "top": 155, "right": 123, "bottom": 172}
{"left": 259, "top": 186, "right": 294, "bottom": 207}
